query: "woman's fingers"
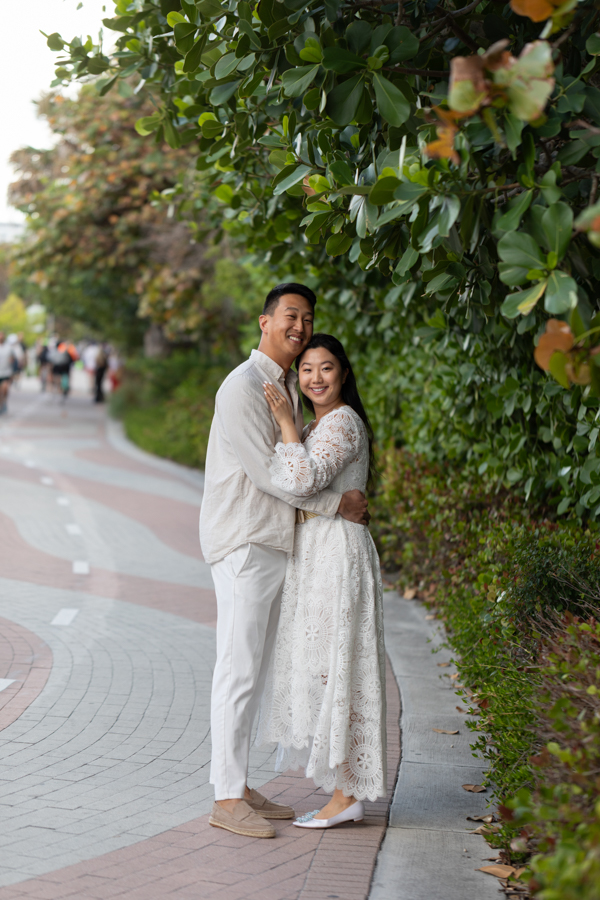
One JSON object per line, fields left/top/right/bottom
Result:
{"left": 263, "top": 382, "right": 282, "bottom": 405}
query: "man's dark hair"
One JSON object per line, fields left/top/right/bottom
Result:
{"left": 262, "top": 283, "right": 317, "bottom": 317}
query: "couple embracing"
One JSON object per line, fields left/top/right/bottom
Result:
{"left": 199, "top": 282, "right": 386, "bottom": 838}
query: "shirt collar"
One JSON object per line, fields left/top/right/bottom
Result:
{"left": 250, "top": 349, "right": 298, "bottom": 389}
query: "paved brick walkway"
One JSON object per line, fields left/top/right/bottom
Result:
{"left": 0, "top": 380, "right": 400, "bottom": 899}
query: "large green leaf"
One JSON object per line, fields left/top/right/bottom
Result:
{"left": 214, "top": 52, "right": 239, "bottom": 80}
{"left": 346, "top": 20, "right": 372, "bottom": 55}
{"left": 326, "top": 232, "right": 353, "bottom": 256}
{"left": 501, "top": 280, "right": 548, "bottom": 318}
{"left": 497, "top": 231, "right": 545, "bottom": 270}
{"left": 273, "top": 164, "right": 312, "bottom": 195}
{"left": 496, "top": 190, "right": 533, "bottom": 233}
{"left": 498, "top": 262, "right": 529, "bottom": 286}
{"left": 281, "top": 65, "right": 320, "bottom": 98}
{"left": 209, "top": 80, "right": 241, "bottom": 105}
{"left": 544, "top": 270, "right": 579, "bottom": 314}
{"left": 541, "top": 202, "right": 574, "bottom": 261}
{"left": 369, "top": 176, "right": 401, "bottom": 206}
{"left": 322, "top": 47, "right": 366, "bottom": 74}
{"left": 326, "top": 75, "right": 364, "bottom": 126}
{"left": 373, "top": 74, "right": 410, "bottom": 127}
{"left": 173, "top": 22, "right": 196, "bottom": 55}
{"left": 386, "top": 26, "right": 419, "bottom": 62}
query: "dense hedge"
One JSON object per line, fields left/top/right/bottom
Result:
{"left": 110, "top": 353, "right": 231, "bottom": 467}
{"left": 370, "top": 448, "right": 600, "bottom": 898}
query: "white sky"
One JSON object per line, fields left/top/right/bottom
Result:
{"left": 0, "top": 0, "right": 112, "bottom": 224}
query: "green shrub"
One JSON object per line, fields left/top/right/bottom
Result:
{"left": 111, "top": 353, "right": 229, "bottom": 468}
{"left": 508, "top": 616, "right": 600, "bottom": 900}
{"left": 372, "top": 450, "right": 600, "bottom": 897}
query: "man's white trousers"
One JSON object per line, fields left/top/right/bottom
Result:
{"left": 209, "top": 542, "right": 287, "bottom": 801}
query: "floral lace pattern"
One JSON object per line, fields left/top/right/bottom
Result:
{"left": 257, "top": 407, "right": 387, "bottom": 802}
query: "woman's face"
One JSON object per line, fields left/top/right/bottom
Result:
{"left": 298, "top": 347, "right": 346, "bottom": 410}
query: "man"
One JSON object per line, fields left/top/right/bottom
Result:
{"left": 200, "top": 283, "right": 369, "bottom": 839}
{"left": 0, "top": 333, "right": 15, "bottom": 415}
{"left": 50, "top": 339, "right": 78, "bottom": 400}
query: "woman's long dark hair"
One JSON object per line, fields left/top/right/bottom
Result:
{"left": 297, "top": 333, "right": 376, "bottom": 489}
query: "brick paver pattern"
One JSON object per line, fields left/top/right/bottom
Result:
{"left": 0, "top": 381, "right": 400, "bottom": 899}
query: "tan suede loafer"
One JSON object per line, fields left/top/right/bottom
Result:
{"left": 209, "top": 800, "right": 276, "bottom": 838}
{"left": 247, "top": 788, "right": 295, "bottom": 820}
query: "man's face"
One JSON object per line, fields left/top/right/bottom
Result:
{"left": 259, "top": 294, "right": 314, "bottom": 360}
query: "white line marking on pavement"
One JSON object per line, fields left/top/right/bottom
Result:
{"left": 57, "top": 497, "right": 70, "bottom": 506}
{"left": 0, "top": 679, "right": 15, "bottom": 692}
{"left": 65, "top": 523, "right": 82, "bottom": 536}
{"left": 72, "top": 560, "right": 90, "bottom": 574}
{"left": 51, "top": 608, "right": 79, "bottom": 626}
{"left": 24, "top": 460, "right": 36, "bottom": 468}
{"left": 40, "top": 476, "right": 54, "bottom": 486}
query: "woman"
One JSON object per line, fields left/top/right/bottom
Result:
{"left": 258, "top": 334, "right": 386, "bottom": 829}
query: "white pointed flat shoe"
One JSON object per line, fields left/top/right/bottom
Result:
{"left": 293, "top": 800, "right": 364, "bottom": 829}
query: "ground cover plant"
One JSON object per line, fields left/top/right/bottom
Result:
{"left": 110, "top": 351, "right": 231, "bottom": 467}
{"left": 371, "top": 448, "right": 600, "bottom": 898}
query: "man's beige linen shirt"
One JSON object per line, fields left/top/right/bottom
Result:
{"left": 199, "top": 350, "right": 341, "bottom": 564}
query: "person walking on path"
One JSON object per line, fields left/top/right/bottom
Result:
{"left": 259, "top": 334, "right": 386, "bottom": 830}
{"left": 36, "top": 341, "right": 50, "bottom": 391}
{"left": 200, "top": 283, "right": 370, "bottom": 839}
{"left": 50, "top": 339, "right": 78, "bottom": 401}
{"left": 94, "top": 344, "right": 108, "bottom": 403}
{"left": 0, "top": 332, "right": 15, "bottom": 415}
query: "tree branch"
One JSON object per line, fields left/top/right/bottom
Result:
{"left": 445, "top": 15, "right": 480, "bottom": 53}
{"left": 384, "top": 65, "right": 448, "bottom": 77}
{"left": 419, "top": 0, "right": 482, "bottom": 43}
{"left": 395, "top": 0, "right": 404, "bottom": 26}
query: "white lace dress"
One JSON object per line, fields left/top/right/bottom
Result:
{"left": 256, "top": 406, "right": 386, "bottom": 801}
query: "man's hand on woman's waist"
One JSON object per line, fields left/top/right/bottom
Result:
{"left": 338, "top": 489, "right": 370, "bottom": 525}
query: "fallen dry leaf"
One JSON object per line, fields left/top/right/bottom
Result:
{"left": 404, "top": 588, "right": 416, "bottom": 600}
{"left": 456, "top": 705, "right": 466, "bottom": 713}
{"left": 463, "top": 784, "right": 486, "bottom": 793}
{"left": 425, "top": 614, "right": 436, "bottom": 620}
{"left": 477, "top": 864, "right": 517, "bottom": 879}
{"left": 514, "top": 868, "right": 527, "bottom": 879}
{"left": 451, "top": 672, "right": 460, "bottom": 679}
{"left": 470, "top": 824, "right": 500, "bottom": 835}
{"left": 437, "top": 662, "right": 451, "bottom": 667}
{"left": 467, "top": 814, "right": 495, "bottom": 823}
{"left": 433, "top": 728, "right": 459, "bottom": 734}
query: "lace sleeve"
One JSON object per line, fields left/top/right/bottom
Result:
{"left": 269, "top": 409, "right": 360, "bottom": 497}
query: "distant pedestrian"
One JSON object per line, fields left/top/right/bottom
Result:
{"left": 94, "top": 344, "right": 108, "bottom": 403}
{"left": 0, "top": 332, "right": 15, "bottom": 415}
{"left": 7, "top": 334, "right": 25, "bottom": 388}
{"left": 36, "top": 341, "right": 50, "bottom": 392}
{"left": 49, "top": 340, "right": 78, "bottom": 401}
{"left": 108, "top": 347, "right": 122, "bottom": 393}
{"left": 82, "top": 341, "right": 99, "bottom": 395}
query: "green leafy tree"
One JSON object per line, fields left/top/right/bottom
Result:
{"left": 9, "top": 83, "right": 246, "bottom": 350}
{"left": 43, "top": 0, "right": 600, "bottom": 517}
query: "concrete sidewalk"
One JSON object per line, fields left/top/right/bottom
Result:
{"left": 0, "top": 378, "right": 498, "bottom": 899}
